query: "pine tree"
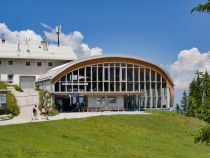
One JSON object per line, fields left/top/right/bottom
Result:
{"left": 176, "top": 103, "right": 180, "bottom": 115}
{"left": 188, "top": 79, "right": 197, "bottom": 116}
{"left": 201, "top": 71, "right": 209, "bottom": 99}
{"left": 180, "top": 90, "right": 187, "bottom": 115}
{"left": 188, "top": 72, "right": 204, "bottom": 117}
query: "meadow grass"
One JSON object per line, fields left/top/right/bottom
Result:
{"left": 0, "top": 113, "right": 209, "bottom": 158}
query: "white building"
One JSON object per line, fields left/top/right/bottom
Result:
{"left": 0, "top": 40, "right": 77, "bottom": 89}
{"left": 0, "top": 40, "right": 174, "bottom": 111}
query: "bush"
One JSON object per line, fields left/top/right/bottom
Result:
{"left": 48, "top": 106, "right": 59, "bottom": 116}
{"left": 0, "top": 109, "right": 9, "bottom": 115}
{"left": 35, "top": 85, "right": 41, "bottom": 91}
{"left": 13, "top": 85, "right": 23, "bottom": 92}
{"left": 0, "top": 81, "right": 7, "bottom": 89}
{"left": 38, "top": 90, "right": 59, "bottom": 116}
{"left": 7, "top": 92, "right": 20, "bottom": 116}
{"left": 194, "top": 125, "right": 210, "bottom": 145}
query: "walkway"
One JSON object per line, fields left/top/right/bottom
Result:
{"left": 0, "top": 88, "right": 147, "bottom": 126}
{"left": 0, "top": 88, "right": 39, "bottom": 126}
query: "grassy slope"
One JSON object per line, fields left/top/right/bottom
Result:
{"left": 0, "top": 114, "right": 209, "bottom": 158}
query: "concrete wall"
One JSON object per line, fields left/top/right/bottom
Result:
{"left": 0, "top": 59, "right": 67, "bottom": 85}
{"left": 88, "top": 96, "right": 124, "bottom": 109}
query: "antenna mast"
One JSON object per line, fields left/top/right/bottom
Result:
{"left": 56, "top": 25, "right": 61, "bottom": 47}
{"left": 16, "top": 34, "right": 20, "bottom": 52}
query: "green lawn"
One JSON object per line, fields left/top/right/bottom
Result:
{"left": 0, "top": 113, "right": 210, "bottom": 158}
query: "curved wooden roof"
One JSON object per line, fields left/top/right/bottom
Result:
{"left": 45, "top": 55, "right": 174, "bottom": 87}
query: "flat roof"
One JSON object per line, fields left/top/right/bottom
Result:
{"left": 0, "top": 43, "right": 78, "bottom": 60}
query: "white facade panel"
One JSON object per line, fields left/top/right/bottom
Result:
{"left": 0, "top": 59, "right": 68, "bottom": 85}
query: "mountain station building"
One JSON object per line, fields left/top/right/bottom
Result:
{"left": 37, "top": 55, "right": 174, "bottom": 112}
{"left": 0, "top": 40, "right": 174, "bottom": 112}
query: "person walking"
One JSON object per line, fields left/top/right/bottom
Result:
{"left": 32, "top": 105, "right": 38, "bottom": 120}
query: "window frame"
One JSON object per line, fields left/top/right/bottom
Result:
{"left": 48, "top": 62, "right": 53, "bottom": 67}
{"left": 37, "top": 61, "right": 42, "bottom": 67}
{"left": 25, "top": 61, "right": 31, "bottom": 66}
{"left": 8, "top": 60, "right": 13, "bottom": 65}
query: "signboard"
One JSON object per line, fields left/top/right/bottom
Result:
{"left": 62, "top": 82, "right": 88, "bottom": 86}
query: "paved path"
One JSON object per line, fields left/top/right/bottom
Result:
{"left": 0, "top": 88, "right": 39, "bottom": 126}
{"left": 0, "top": 88, "right": 147, "bottom": 126}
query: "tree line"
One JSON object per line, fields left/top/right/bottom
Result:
{"left": 179, "top": 71, "right": 210, "bottom": 145}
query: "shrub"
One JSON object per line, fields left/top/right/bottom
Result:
{"left": 7, "top": 92, "right": 20, "bottom": 116}
{"left": 13, "top": 85, "right": 23, "bottom": 92}
{"left": 48, "top": 105, "right": 59, "bottom": 116}
{"left": 0, "top": 109, "right": 9, "bottom": 115}
{"left": 38, "top": 90, "right": 59, "bottom": 116}
{"left": 0, "top": 81, "right": 7, "bottom": 89}
{"left": 35, "top": 85, "right": 41, "bottom": 91}
{"left": 194, "top": 125, "right": 210, "bottom": 145}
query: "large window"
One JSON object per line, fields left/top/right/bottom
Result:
{"left": 53, "top": 62, "right": 171, "bottom": 108}
{"left": 104, "top": 67, "right": 109, "bottom": 81}
{"left": 54, "top": 63, "right": 168, "bottom": 93}
{"left": 127, "top": 67, "right": 133, "bottom": 81}
{"left": 121, "top": 68, "right": 126, "bottom": 81}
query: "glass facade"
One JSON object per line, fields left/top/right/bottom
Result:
{"left": 54, "top": 62, "right": 171, "bottom": 109}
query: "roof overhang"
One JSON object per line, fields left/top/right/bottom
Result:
{"left": 37, "top": 55, "right": 174, "bottom": 87}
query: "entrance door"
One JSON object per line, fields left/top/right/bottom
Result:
{"left": 55, "top": 95, "right": 86, "bottom": 112}
{"left": 124, "top": 95, "right": 142, "bottom": 111}
{"left": 62, "top": 97, "right": 70, "bottom": 112}
{"left": 70, "top": 96, "right": 85, "bottom": 112}
{"left": 20, "top": 76, "right": 35, "bottom": 89}
{"left": 55, "top": 97, "right": 70, "bottom": 112}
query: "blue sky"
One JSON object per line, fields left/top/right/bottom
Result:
{"left": 0, "top": 0, "right": 209, "bottom": 65}
{"left": 0, "top": 0, "right": 210, "bottom": 103}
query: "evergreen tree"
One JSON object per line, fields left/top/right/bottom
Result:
{"left": 176, "top": 103, "right": 180, "bottom": 115}
{"left": 201, "top": 71, "right": 209, "bottom": 99}
{"left": 180, "top": 90, "right": 187, "bottom": 115}
{"left": 188, "top": 72, "right": 204, "bottom": 117}
{"left": 191, "top": 0, "right": 210, "bottom": 13}
{"left": 188, "top": 79, "right": 198, "bottom": 116}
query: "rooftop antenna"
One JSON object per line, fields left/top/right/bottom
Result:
{"left": 16, "top": 34, "right": 20, "bottom": 52}
{"left": 24, "top": 37, "right": 31, "bottom": 52}
{"left": 55, "top": 25, "right": 61, "bottom": 47}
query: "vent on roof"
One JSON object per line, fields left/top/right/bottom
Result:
{"left": 41, "top": 40, "right": 48, "bottom": 51}
{"left": 1, "top": 39, "right": 5, "bottom": 44}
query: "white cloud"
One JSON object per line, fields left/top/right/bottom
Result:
{"left": 40, "top": 23, "right": 53, "bottom": 31}
{"left": 169, "top": 48, "right": 210, "bottom": 89}
{"left": 0, "top": 22, "right": 103, "bottom": 58}
{"left": 41, "top": 23, "right": 102, "bottom": 57}
{"left": 0, "top": 23, "right": 42, "bottom": 45}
